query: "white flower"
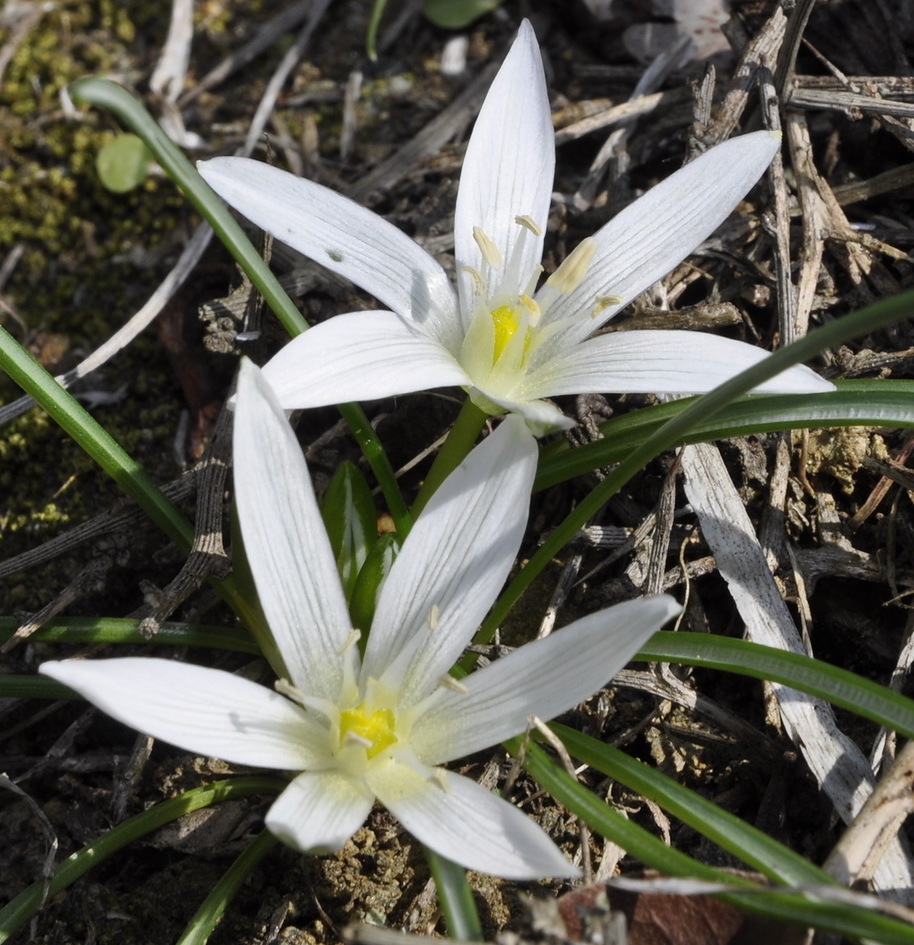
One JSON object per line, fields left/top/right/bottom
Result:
{"left": 197, "top": 20, "right": 833, "bottom": 434}
{"left": 42, "top": 360, "right": 680, "bottom": 879}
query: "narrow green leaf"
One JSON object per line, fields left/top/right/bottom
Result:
{"left": 551, "top": 723, "right": 829, "bottom": 885}
{"left": 350, "top": 533, "right": 401, "bottom": 639}
{"left": 425, "top": 850, "right": 483, "bottom": 941}
{"left": 638, "top": 632, "right": 914, "bottom": 739}
{"left": 176, "top": 830, "right": 279, "bottom": 945}
{"left": 536, "top": 379, "right": 914, "bottom": 490}
{"left": 321, "top": 461, "right": 378, "bottom": 602}
{"left": 519, "top": 741, "right": 914, "bottom": 943}
{"left": 0, "top": 777, "right": 283, "bottom": 943}
{"left": 0, "top": 616, "right": 258, "bottom": 653}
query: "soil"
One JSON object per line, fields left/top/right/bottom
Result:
{"left": 3, "top": 1, "right": 914, "bottom": 943}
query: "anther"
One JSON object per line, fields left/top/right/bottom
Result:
{"left": 592, "top": 295, "right": 622, "bottom": 318}
{"left": 432, "top": 768, "right": 451, "bottom": 792}
{"left": 428, "top": 604, "right": 440, "bottom": 631}
{"left": 473, "top": 227, "right": 503, "bottom": 269}
{"left": 515, "top": 214, "right": 542, "bottom": 236}
{"left": 546, "top": 237, "right": 597, "bottom": 295}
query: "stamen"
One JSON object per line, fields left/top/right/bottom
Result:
{"left": 592, "top": 295, "right": 622, "bottom": 318}
{"left": 275, "top": 678, "right": 308, "bottom": 702}
{"left": 518, "top": 294, "right": 542, "bottom": 326}
{"left": 545, "top": 237, "right": 597, "bottom": 295}
{"left": 432, "top": 768, "right": 451, "bottom": 792}
{"left": 438, "top": 674, "right": 469, "bottom": 693}
{"left": 337, "top": 628, "right": 362, "bottom": 655}
{"left": 342, "top": 730, "right": 373, "bottom": 749}
{"left": 473, "top": 226, "right": 503, "bottom": 269}
{"left": 515, "top": 214, "right": 542, "bottom": 236}
{"left": 428, "top": 604, "right": 440, "bottom": 631}
{"left": 461, "top": 265, "right": 485, "bottom": 297}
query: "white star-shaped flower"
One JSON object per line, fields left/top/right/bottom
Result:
{"left": 197, "top": 20, "right": 832, "bottom": 434}
{"left": 42, "top": 360, "right": 680, "bottom": 878}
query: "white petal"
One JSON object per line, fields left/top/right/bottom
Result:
{"left": 266, "top": 769, "right": 374, "bottom": 853}
{"left": 235, "top": 360, "right": 355, "bottom": 698}
{"left": 261, "top": 311, "right": 470, "bottom": 408}
{"left": 540, "top": 131, "right": 780, "bottom": 341}
{"left": 454, "top": 20, "right": 554, "bottom": 323}
{"left": 525, "top": 329, "right": 835, "bottom": 398}
{"left": 469, "top": 385, "right": 575, "bottom": 435}
{"left": 198, "top": 158, "right": 460, "bottom": 350}
{"left": 40, "top": 658, "right": 329, "bottom": 769}
{"left": 362, "top": 415, "right": 537, "bottom": 704}
{"left": 369, "top": 761, "right": 578, "bottom": 879}
{"left": 412, "top": 596, "right": 681, "bottom": 765}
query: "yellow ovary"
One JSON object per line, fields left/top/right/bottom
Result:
{"left": 339, "top": 704, "right": 397, "bottom": 758}
{"left": 491, "top": 305, "right": 522, "bottom": 361}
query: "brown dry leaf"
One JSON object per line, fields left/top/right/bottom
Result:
{"left": 552, "top": 876, "right": 808, "bottom": 945}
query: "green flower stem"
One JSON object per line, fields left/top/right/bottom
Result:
{"left": 0, "top": 777, "right": 284, "bottom": 944}
{"left": 0, "top": 326, "right": 269, "bottom": 641}
{"left": 69, "top": 78, "right": 409, "bottom": 534}
{"left": 425, "top": 849, "right": 483, "bottom": 941}
{"left": 412, "top": 399, "right": 488, "bottom": 516}
{"left": 176, "top": 829, "right": 280, "bottom": 945}
{"left": 481, "top": 287, "right": 914, "bottom": 642}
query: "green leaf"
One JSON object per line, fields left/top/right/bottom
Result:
{"left": 0, "top": 777, "right": 283, "bottom": 943}
{"left": 536, "top": 379, "right": 914, "bottom": 490}
{"left": 321, "top": 461, "right": 378, "bottom": 602}
{"left": 422, "top": 0, "right": 503, "bottom": 28}
{"left": 95, "top": 132, "right": 153, "bottom": 192}
{"left": 519, "top": 741, "right": 914, "bottom": 943}
{"left": 0, "top": 616, "right": 258, "bottom": 653}
{"left": 350, "top": 532, "right": 400, "bottom": 637}
{"left": 551, "top": 723, "right": 828, "bottom": 885}
{"left": 638, "top": 631, "right": 914, "bottom": 739}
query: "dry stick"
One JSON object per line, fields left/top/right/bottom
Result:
{"left": 0, "top": 223, "right": 213, "bottom": 427}
{"left": 707, "top": 4, "right": 788, "bottom": 145}
{"left": 613, "top": 668, "right": 780, "bottom": 761}
{"left": 150, "top": 0, "right": 193, "bottom": 100}
{"left": 573, "top": 33, "right": 692, "bottom": 212}
{"left": 243, "top": 0, "right": 333, "bottom": 159}
{"left": 0, "top": 2, "right": 51, "bottom": 88}
{"left": 773, "top": 0, "right": 818, "bottom": 98}
{"left": 346, "top": 63, "right": 498, "bottom": 204}
{"left": 2, "top": 557, "right": 114, "bottom": 653}
{"left": 149, "top": 0, "right": 199, "bottom": 148}
{"left": 848, "top": 434, "right": 914, "bottom": 530}
{"left": 824, "top": 738, "right": 914, "bottom": 888}
{"left": 176, "top": 0, "right": 314, "bottom": 107}
{"left": 0, "top": 476, "right": 197, "bottom": 579}
{"left": 680, "top": 442, "right": 914, "bottom": 896}
{"left": 553, "top": 89, "right": 689, "bottom": 147}
{"left": 759, "top": 63, "right": 801, "bottom": 345}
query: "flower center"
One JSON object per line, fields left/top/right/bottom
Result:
{"left": 491, "top": 304, "right": 522, "bottom": 361}
{"left": 339, "top": 703, "right": 397, "bottom": 759}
